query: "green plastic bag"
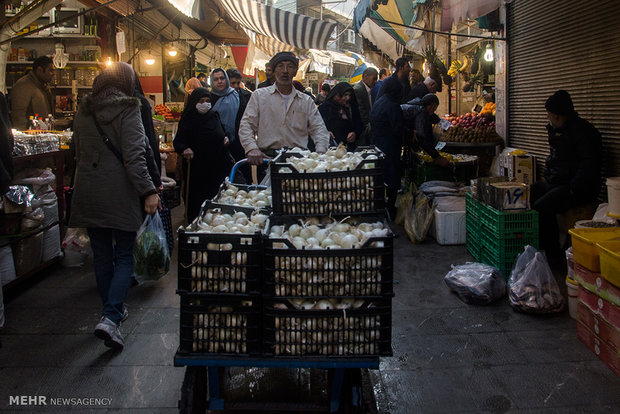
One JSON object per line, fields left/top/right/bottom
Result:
{"left": 134, "top": 212, "right": 170, "bottom": 282}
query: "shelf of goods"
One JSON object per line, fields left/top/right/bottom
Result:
{"left": 414, "top": 152, "right": 479, "bottom": 186}
{"left": 466, "top": 192, "right": 539, "bottom": 278}
{"left": 174, "top": 145, "right": 393, "bottom": 412}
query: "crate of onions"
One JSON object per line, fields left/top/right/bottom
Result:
{"left": 263, "top": 216, "right": 394, "bottom": 297}
{"left": 270, "top": 145, "right": 385, "bottom": 216}
{"left": 262, "top": 298, "right": 392, "bottom": 357}
{"left": 177, "top": 202, "right": 269, "bottom": 295}
{"left": 212, "top": 179, "right": 272, "bottom": 211}
{"left": 178, "top": 296, "right": 261, "bottom": 356}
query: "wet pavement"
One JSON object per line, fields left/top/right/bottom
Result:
{"left": 1, "top": 206, "right": 619, "bottom": 413}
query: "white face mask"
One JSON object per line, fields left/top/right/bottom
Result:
{"left": 196, "top": 102, "right": 211, "bottom": 114}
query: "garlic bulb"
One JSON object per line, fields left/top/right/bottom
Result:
{"left": 214, "top": 182, "right": 272, "bottom": 208}
{"left": 190, "top": 209, "right": 266, "bottom": 234}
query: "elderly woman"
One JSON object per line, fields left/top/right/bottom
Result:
{"left": 70, "top": 62, "right": 159, "bottom": 350}
{"left": 318, "top": 82, "right": 363, "bottom": 150}
{"left": 174, "top": 87, "right": 231, "bottom": 221}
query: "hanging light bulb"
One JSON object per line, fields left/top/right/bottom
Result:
{"left": 484, "top": 43, "right": 494, "bottom": 62}
{"left": 145, "top": 51, "right": 155, "bottom": 65}
{"left": 106, "top": 57, "right": 113, "bottom": 67}
{"left": 168, "top": 49, "right": 177, "bottom": 57}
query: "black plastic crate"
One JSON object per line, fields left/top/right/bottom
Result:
{"left": 177, "top": 201, "right": 264, "bottom": 295}
{"left": 178, "top": 295, "right": 261, "bottom": 356}
{"left": 211, "top": 180, "right": 271, "bottom": 212}
{"left": 263, "top": 216, "right": 393, "bottom": 298}
{"left": 262, "top": 298, "right": 392, "bottom": 357}
{"left": 270, "top": 147, "right": 385, "bottom": 216}
{"left": 162, "top": 186, "right": 181, "bottom": 209}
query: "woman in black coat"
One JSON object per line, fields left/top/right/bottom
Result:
{"left": 318, "top": 82, "right": 363, "bottom": 150}
{"left": 370, "top": 79, "right": 404, "bottom": 219}
{"left": 173, "top": 88, "right": 231, "bottom": 221}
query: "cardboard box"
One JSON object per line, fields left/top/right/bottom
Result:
{"left": 498, "top": 153, "right": 537, "bottom": 184}
{"left": 578, "top": 301, "right": 620, "bottom": 350}
{"left": 574, "top": 263, "right": 620, "bottom": 308}
{"left": 488, "top": 182, "right": 530, "bottom": 211}
{"left": 578, "top": 286, "right": 620, "bottom": 328}
{"left": 577, "top": 321, "right": 620, "bottom": 377}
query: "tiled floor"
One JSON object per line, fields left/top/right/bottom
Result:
{"left": 1, "top": 208, "right": 619, "bottom": 413}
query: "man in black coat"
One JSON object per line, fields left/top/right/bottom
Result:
{"left": 408, "top": 76, "right": 440, "bottom": 101}
{"left": 375, "top": 57, "right": 411, "bottom": 104}
{"left": 532, "top": 90, "right": 602, "bottom": 267}
{"left": 352, "top": 67, "right": 378, "bottom": 146}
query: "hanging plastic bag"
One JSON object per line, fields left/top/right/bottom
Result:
{"left": 404, "top": 192, "right": 434, "bottom": 243}
{"left": 134, "top": 212, "right": 171, "bottom": 283}
{"left": 508, "top": 250, "right": 564, "bottom": 314}
{"left": 395, "top": 191, "right": 413, "bottom": 225}
{"left": 444, "top": 262, "right": 506, "bottom": 305}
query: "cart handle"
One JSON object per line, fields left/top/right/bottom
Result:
{"left": 229, "top": 158, "right": 270, "bottom": 182}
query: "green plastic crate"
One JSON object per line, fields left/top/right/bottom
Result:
{"left": 478, "top": 227, "right": 539, "bottom": 257}
{"left": 475, "top": 198, "right": 539, "bottom": 238}
{"left": 466, "top": 230, "right": 482, "bottom": 261}
{"left": 479, "top": 245, "right": 517, "bottom": 280}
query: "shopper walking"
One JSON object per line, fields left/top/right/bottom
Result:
{"left": 318, "top": 82, "right": 363, "bottom": 150}
{"left": 70, "top": 62, "right": 159, "bottom": 350}
{"left": 370, "top": 79, "right": 404, "bottom": 219}
{"left": 174, "top": 88, "right": 231, "bottom": 221}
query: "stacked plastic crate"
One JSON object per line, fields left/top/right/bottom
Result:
{"left": 176, "top": 201, "right": 266, "bottom": 357}
{"left": 263, "top": 147, "right": 393, "bottom": 358}
{"left": 569, "top": 228, "right": 620, "bottom": 376}
{"left": 465, "top": 192, "right": 539, "bottom": 278}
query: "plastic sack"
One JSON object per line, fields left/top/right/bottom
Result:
{"left": 395, "top": 191, "right": 413, "bottom": 225}
{"left": 444, "top": 262, "right": 506, "bottom": 305}
{"left": 404, "top": 192, "right": 434, "bottom": 243}
{"left": 12, "top": 168, "right": 56, "bottom": 192}
{"left": 509, "top": 250, "right": 564, "bottom": 314}
{"left": 134, "top": 212, "right": 170, "bottom": 283}
{"left": 22, "top": 207, "right": 44, "bottom": 231}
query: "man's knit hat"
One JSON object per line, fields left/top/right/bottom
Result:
{"left": 270, "top": 51, "right": 299, "bottom": 69}
{"left": 545, "top": 89, "right": 575, "bottom": 115}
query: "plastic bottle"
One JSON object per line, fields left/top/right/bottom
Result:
{"left": 48, "top": 114, "right": 55, "bottom": 131}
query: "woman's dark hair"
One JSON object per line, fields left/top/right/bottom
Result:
{"left": 326, "top": 82, "right": 354, "bottom": 102}
{"left": 321, "top": 83, "right": 331, "bottom": 93}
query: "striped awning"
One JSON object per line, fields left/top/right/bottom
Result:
{"left": 215, "top": 0, "right": 337, "bottom": 50}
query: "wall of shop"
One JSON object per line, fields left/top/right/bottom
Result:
{"left": 507, "top": 0, "right": 620, "bottom": 190}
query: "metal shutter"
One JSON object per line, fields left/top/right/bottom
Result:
{"left": 507, "top": 0, "right": 620, "bottom": 192}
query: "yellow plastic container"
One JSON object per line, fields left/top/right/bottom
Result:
{"left": 597, "top": 240, "right": 620, "bottom": 288}
{"left": 568, "top": 227, "right": 620, "bottom": 272}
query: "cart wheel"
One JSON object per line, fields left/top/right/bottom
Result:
{"left": 180, "top": 366, "right": 207, "bottom": 414}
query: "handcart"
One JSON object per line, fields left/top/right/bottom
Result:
{"left": 175, "top": 155, "right": 391, "bottom": 413}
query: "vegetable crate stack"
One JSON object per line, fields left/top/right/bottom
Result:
{"left": 465, "top": 191, "right": 539, "bottom": 279}
{"left": 263, "top": 145, "right": 393, "bottom": 358}
{"left": 569, "top": 228, "right": 620, "bottom": 376}
{"left": 176, "top": 200, "right": 269, "bottom": 356}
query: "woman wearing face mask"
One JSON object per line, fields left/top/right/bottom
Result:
{"left": 173, "top": 87, "right": 229, "bottom": 221}
{"left": 318, "top": 82, "right": 363, "bottom": 151}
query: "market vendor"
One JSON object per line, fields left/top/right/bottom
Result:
{"left": 10, "top": 56, "right": 54, "bottom": 130}
{"left": 402, "top": 93, "right": 450, "bottom": 168}
{"left": 239, "top": 51, "right": 330, "bottom": 165}
{"left": 532, "top": 89, "right": 602, "bottom": 268}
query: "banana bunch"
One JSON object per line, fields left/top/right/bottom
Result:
{"left": 460, "top": 56, "right": 471, "bottom": 73}
{"left": 447, "top": 60, "right": 462, "bottom": 77}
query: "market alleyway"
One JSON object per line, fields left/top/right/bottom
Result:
{"left": 1, "top": 206, "right": 619, "bottom": 413}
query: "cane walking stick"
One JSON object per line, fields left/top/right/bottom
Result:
{"left": 184, "top": 158, "right": 191, "bottom": 225}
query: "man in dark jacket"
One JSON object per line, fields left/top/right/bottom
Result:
{"left": 375, "top": 57, "right": 411, "bottom": 104}
{"left": 352, "top": 67, "right": 378, "bottom": 146}
{"left": 408, "top": 76, "right": 440, "bottom": 101}
{"left": 257, "top": 61, "right": 275, "bottom": 89}
{"left": 402, "top": 94, "right": 450, "bottom": 167}
{"left": 532, "top": 90, "right": 602, "bottom": 266}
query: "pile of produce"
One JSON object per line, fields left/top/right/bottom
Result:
{"left": 268, "top": 217, "right": 389, "bottom": 250}
{"left": 277, "top": 144, "right": 379, "bottom": 173}
{"left": 188, "top": 209, "right": 268, "bottom": 234}
{"left": 192, "top": 304, "right": 251, "bottom": 353}
{"left": 154, "top": 104, "right": 182, "bottom": 121}
{"left": 441, "top": 112, "right": 501, "bottom": 143}
{"left": 213, "top": 182, "right": 272, "bottom": 209}
{"left": 417, "top": 151, "right": 478, "bottom": 164}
